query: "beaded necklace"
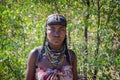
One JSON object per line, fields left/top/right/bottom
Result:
{"left": 44, "top": 45, "right": 66, "bottom": 68}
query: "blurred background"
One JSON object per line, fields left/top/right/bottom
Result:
{"left": 0, "top": 0, "right": 120, "bottom": 80}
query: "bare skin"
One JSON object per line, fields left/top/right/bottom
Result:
{"left": 25, "top": 24, "right": 77, "bottom": 80}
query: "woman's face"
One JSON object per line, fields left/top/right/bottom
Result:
{"left": 46, "top": 24, "right": 66, "bottom": 46}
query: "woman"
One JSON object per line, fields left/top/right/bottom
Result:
{"left": 25, "top": 13, "right": 77, "bottom": 80}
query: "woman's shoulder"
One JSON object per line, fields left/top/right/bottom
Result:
{"left": 28, "top": 46, "right": 42, "bottom": 59}
{"left": 68, "top": 49, "right": 77, "bottom": 61}
{"left": 68, "top": 49, "right": 76, "bottom": 56}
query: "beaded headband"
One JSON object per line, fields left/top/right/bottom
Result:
{"left": 46, "top": 13, "right": 67, "bottom": 26}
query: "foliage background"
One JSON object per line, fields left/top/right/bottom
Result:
{"left": 0, "top": 0, "right": 120, "bottom": 80}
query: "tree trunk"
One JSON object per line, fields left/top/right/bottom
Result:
{"left": 93, "top": 0, "right": 100, "bottom": 80}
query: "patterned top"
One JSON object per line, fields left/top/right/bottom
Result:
{"left": 35, "top": 65, "right": 73, "bottom": 80}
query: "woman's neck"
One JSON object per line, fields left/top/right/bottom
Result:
{"left": 49, "top": 44, "right": 63, "bottom": 52}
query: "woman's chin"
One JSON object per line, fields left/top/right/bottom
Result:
{"left": 52, "top": 42, "right": 62, "bottom": 46}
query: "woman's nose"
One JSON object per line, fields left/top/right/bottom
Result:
{"left": 54, "top": 31, "right": 60, "bottom": 36}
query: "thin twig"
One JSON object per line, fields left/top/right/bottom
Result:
{"left": 53, "top": 0, "right": 60, "bottom": 14}
{"left": 83, "top": 0, "right": 90, "bottom": 79}
{"left": 93, "top": 0, "right": 100, "bottom": 80}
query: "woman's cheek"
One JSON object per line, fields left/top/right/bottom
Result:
{"left": 47, "top": 30, "right": 51, "bottom": 34}
{"left": 61, "top": 31, "right": 66, "bottom": 37}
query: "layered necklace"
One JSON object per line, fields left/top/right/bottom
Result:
{"left": 44, "top": 45, "right": 66, "bottom": 68}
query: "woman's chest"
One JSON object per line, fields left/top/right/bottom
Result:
{"left": 37, "top": 56, "right": 70, "bottom": 70}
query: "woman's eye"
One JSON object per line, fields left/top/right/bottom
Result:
{"left": 49, "top": 28, "right": 54, "bottom": 31}
{"left": 50, "top": 28, "right": 54, "bottom": 31}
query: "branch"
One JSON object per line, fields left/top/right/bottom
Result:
{"left": 83, "top": 0, "right": 90, "bottom": 79}
{"left": 53, "top": 0, "right": 60, "bottom": 14}
{"left": 93, "top": 0, "right": 101, "bottom": 80}
{"left": 84, "top": 0, "right": 90, "bottom": 55}
{"left": 105, "top": 1, "right": 115, "bottom": 26}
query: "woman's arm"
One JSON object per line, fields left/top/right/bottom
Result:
{"left": 69, "top": 50, "right": 78, "bottom": 80}
{"left": 73, "top": 52, "right": 77, "bottom": 80}
{"left": 25, "top": 49, "right": 38, "bottom": 80}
